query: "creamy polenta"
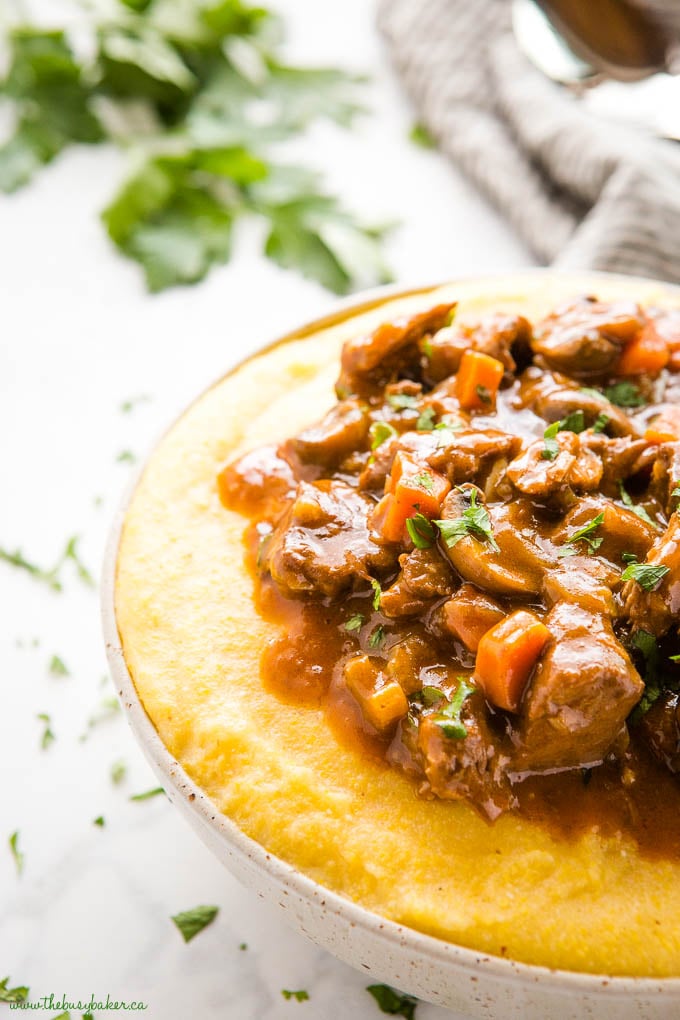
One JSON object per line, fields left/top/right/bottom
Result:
{"left": 115, "top": 273, "right": 680, "bottom": 977}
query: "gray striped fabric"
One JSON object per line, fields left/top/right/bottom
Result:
{"left": 377, "top": 0, "right": 680, "bottom": 283}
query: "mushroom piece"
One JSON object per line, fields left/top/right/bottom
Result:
{"left": 531, "top": 297, "right": 643, "bottom": 379}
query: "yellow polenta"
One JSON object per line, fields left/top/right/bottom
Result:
{"left": 115, "top": 273, "right": 680, "bottom": 977}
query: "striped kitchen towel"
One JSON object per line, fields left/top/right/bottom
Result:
{"left": 377, "top": 0, "right": 680, "bottom": 283}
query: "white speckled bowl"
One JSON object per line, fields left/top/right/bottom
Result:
{"left": 102, "top": 273, "right": 680, "bottom": 1020}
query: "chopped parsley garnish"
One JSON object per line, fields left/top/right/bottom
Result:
{"left": 475, "top": 384, "right": 492, "bottom": 405}
{"left": 239, "top": 942, "right": 248, "bottom": 951}
{"left": 672, "top": 483, "right": 680, "bottom": 500}
{"left": 120, "top": 394, "right": 151, "bottom": 413}
{"left": 565, "top": 512, "right": 605, "bottom": 553}
{"left": 592, "top": 412, "right": 610, "bottom": 434}
{"left": 406, "top": 514, "right": 436, "bottom": 550}
{"left": 36, "top": 712, "right": 55, "bottom": 750}
{"left": 435, "top": 489, "right": 499, "bottom": 552}
{"left": 345, "top": 613, "right": 364, "bottom": 632}
{"left": 670, "top": 654, "right": 680, "bottom": 663}
{"left": 621, "top": 562, "right": 670, "bottom": 591}
{"left": 281, "top": 990, "right": 310, "bottom": 1002}
{"left": 621, "top": 552, "right": 638, "bottom": 564}
{"left": 630, "top": 630, "right": 662, "bottom": 715}
{"left": 93, "top": 816, "right": 105, "bottom": 828}
{"left": 619, "top": 481, "right": 657, "bottom": 528}
{"left": 111, "top": 760, "right": 127, "bottom": 785}
{"left": 366, "top": 984, "right": 418, "bottom": 1019}
{"left": 559, "top": 409, "right": 586, "bottom": 434}
{"left": 116, "top": 449, "right": 137, "bottom": 465}
{"left": 434, "top": 678, "right": 475, "bottom": 740}
{"left": 409, "top": 121, "right": 435, "bottom": 149}
{"left": 84, "top": 695, "right": 121, "bottom": 732}
{"left": 8, "top": 831, "right": 24, "bottom": 876}
{"left": 368, "top": 625, "right": 385, "bottom": 649}
{"left": 411, "top": 471, "right": 434, "bottom": 492}
{"left": 0, "top": 535, "right": 91, "bottom": 591}
{"left": 370, "top": 578, "right": 382, "bottom": 610}
{"left": 541, "top": 421, "right": 560, "bottom": 461}
{"left": 387, "top": 393, "right": 418, "bottom": 411}
{"left": 415, "top": 407, "right": 436, "bottom": 431}
{"left": 421, "top": 338, "right": 433, "bottom": 359}
{"left": 419, "top": 685, "right": 445, "bottom": 707}
{"left": 369, "top": 421, "right": 397, "bottom": 450}
{"left": 130, "top": 786, "right": 165, "bottom": 802}
{"left": 0, "top": 976, "right": 29, "bottom": 1004}
{"left": 603, "top": 381, "right": 645, "bottom": 408}
{"left": 49, "top": 654, "right": 69, "bottom": 677}
{"left": 171, "top": 905, "right": 219, "bottom": 943}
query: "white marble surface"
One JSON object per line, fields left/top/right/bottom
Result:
{"left": 0, "top": 1, "right": 529, "bottom": 1017}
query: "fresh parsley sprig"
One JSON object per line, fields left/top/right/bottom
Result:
{"left": 564, "top": 512, "right": 605, "bottom": 554}
{"left": 621, "top": 561, "right": 670, "bottom": 592}
{"left": 435, "top": 489, "right": 499, "bottom": 552}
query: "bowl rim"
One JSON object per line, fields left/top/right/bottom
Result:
{"left": 102, "top": 269, "right": 680, "bottom": 994}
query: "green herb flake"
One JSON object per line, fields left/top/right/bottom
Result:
{"left": 408, "top": 122, "right": 435, "bottom": 149}
{"left": 475, "top": 384, "right": 492, "bottom": 406}
{"left": 541, "top": 421, "right": 560, "bottom": 461}
{"left": 93, "top": 816, "right": 105, "bottom": 828}
{"left": 345, "top": 613, "right": 364, "bottom": 633}
{"left": 116, "top": 449, "right": 137, "bottom": 465}
{"left": 36, "top": 712, "right": 55, "bottom": 750}
{"left": 130, "top": 786, "right": 165, "bottom": 802}
{"left": 435, "top": 488, "right": 499, "bottom": 553}
{"left": 434, "top": 677, "right": 475, "bottom": 740}
{"left": 0, "top": 546, "right": 62, "bottom": 591}
{"left": 368, "top": 625, "right": 385, "bottom": 649}
{"left": 8, "top": 831, "right": 24, "bottom": 876}
{"left": 366, "top": 983, "right": 418, "bottom": 1019}
{"left": 171, "top": 905, "right": 219, "bottom": 943}
{"left": 111, "top": 760, "right": 127, "bottom": 785}
{"left": 672, "top": 483, "right": 680, "bottom": 500}
{"left": 603, "top": 381, "right": 645, "bottom": 408}
{"left": 565, "top": 512, "right": 605, "bottom": 554}
{"left": 406, "top": 513, "right": 436, "bottom": 550}
{"left": 630, "top": 630, "right": 662, "bottom": 715}
{"left": 670, "top": 654, "right": 680, "bottom": 663}
{"left": 370, "top": 578, "right": 382, "bottom": 610}
{"left": 0, "top": 976, "right": 29, "bottom": 1004}
{"left": 621, "top": 562, "right": 670, "bottom": 592}
{"left": 622, "top": 552, "right": 638, "bottom": 564}
{"left": 120, "top": 394, "right": 151, "bottom": 413}
{"left": 421, "top": 338, "right": 433, "bottom": 360}
{"left": 281, "top": 990, "right": 310, "bottom": 1002}
{"left": 387, "top": 393, "right": 418, "bottom": 411}
{"left": 559, "top": 409, "right": 586, "bottom": 434}
{"left": 49, "top": 654, "right": 69, "bottom": 677}
{"left": 592, "top": 412, "right": 610, "bottom": 434}
{"left": 619, "top": 482, "right": 658, "bottom": 528}
{"left": 411, "top": 471, "right": 434, "bottom": 492}
{"left": 415, "top": 407, "right": 436, "bottom": 431}
{"left": 419, "top": 685, "right": 445, "bottom": 707}
{"left": 85, "top": 695, "right": 121, "bottom": 731}
{"left": 369, "top": 421, "right": 397, "bottom": 451}
{"left": 239, "top": 942, "right": 248, "bottom": 951}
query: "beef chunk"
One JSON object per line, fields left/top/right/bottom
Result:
{"left": 507, "top": 432, "right": 602, "bottom": 502}
{"left": 423, "top": 312, "right": 531, "bottom": 383}
{"left": 531, "top": 297, "right": 643, "bottom": 379}
{"left": 639, "top": 692, "right": 680, "bottom": 773}
{"left": 286, "top": 399, "right": 369, "bottom": 468}
{"left": 517, "top": 603, "right": 644, "bottom": 771}
{"left": 217, "top": 444, "right": 298, "bottom": 518}
{"left": 380, "top": 547, "right": 453, "bottom": 617}
{"left": 623, "top": 514, "right": 680, "bottom": 637}
{"left": 265, "top": 479, "right": 395, "bottom": 598}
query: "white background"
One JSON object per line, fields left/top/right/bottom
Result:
{"left": 0, "top": 1, "right": 529, "bottom": 1017}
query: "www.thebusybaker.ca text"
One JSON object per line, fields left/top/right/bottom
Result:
{"left": 10, "top": 993, "right": 148, "bottom": 1011}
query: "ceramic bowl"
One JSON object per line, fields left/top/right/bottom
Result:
{"left": 102, "top": 273, "right": 680, "bottom": 1020}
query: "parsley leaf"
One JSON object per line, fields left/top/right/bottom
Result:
{"left": 387, "top": 393, "right": 418, "bottom": 411}
{"left": 592, "top": 412, "right": 610, "bottom": 434}
{"left": 565, "top": 512, "right": 605, "bottom": 553}
{"left": 8, "top": 831, "right": 24, "bottom": 876}
{"left": 541, "top": 421, "right": 560, "bottom": 461}
{"left": 630, "top": 630, "right": 662, "bottom": 715}
{"left": 93, "top": 816, "right": 105, "bottom": 828}
{"left": 369, "top": 421, "right": 397, "bottom": 451}
{"left": 434, "top": 678, "right": 475, "bottom": 740}
{"left": 368, "top": 625, "right": 385, "bottom": 649}
{"left": 281, "top": 990, "right": 310, "bottom": 1002}
{"left": 366, "top": 984, "right": 418, "bottom": 1019}
{"left": 345, "top": 613, "right": 364, "bottom": 633}
{"left": 672, "top": 483, "right": 680, "bottom": 500}
{"left": 621, "top": 562, "right": 670, "bottom": 591}
{"left": 411, "top": 471, "right": 434, "bottom": 492}
{"left": 406, "top": 513, "right": 436, "bottom": 549}
{"left": 370, "top": 578, "right": 382, "bottom": 610}
{"left": 619, "top": 482, "right": 657, "bottom": 528}
{"left": 603, "top": 381, "right": 645, "bottom": 408}
{"left": 0, "top": 976, "right": 29, "bottom": 1004}
{"left": 409, "top": 122, "right": 435, "bottom": 148}
{"left": 111, "top": 759, "right": 127, "bottom": 785}
{"left": 559, "top": 409, "right": 586, "bottom": 434}
{"left": 130, "top": 786, "right": 165, "bottom": 801}
{"left": 49, "top": 654, "right": 69, "bottom": 677}
{"left": 171, "top": 904, "right": 219, "bottom": 943}
{"left": 435, "top": 489, "right": 499, "bottom": 553}
{"left": 415, "top": 407, "right": 436, "bottom": 431}
{"left": 36, "top": 712, "right": 55, "bottom": 750}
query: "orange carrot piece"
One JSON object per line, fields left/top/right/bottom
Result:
{"left": 670, "top": 350, "right": 680, "bottom": 373}
{"left": 454, "top": 350, "right": 504, "bottom": 411}
{"left": 645, "top": 404, "right": 680, "bottom": 444}
{"left": 379, "top": 453, "right": 450, "bottom": 542}
{"left": 616, "top": 321, "right": 669, "bottom": 376}
{"left": 474, "top": 609, "right": 550, "bottom": 713}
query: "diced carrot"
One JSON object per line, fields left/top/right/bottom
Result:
{"left": 344, "top": 655, "right": 408, "bottom": 731}
{"left": 670, "top": 350, "right": 680, "bottom": 373}
{"left": 442, "top": 584, "right": 506, "bottom": 653}
{"left": 474, "top": 609, "right": 550, "bottom": 713}
{"left": 454, "top": 349, "right": 504, "bottom": 411}
{"left": 645, "top": 404, "right": 680, "bottom": 444}
{"left": 378, "top": 452, "right": 450, "bottom": 543}
{"left": 616, "top": 321, "right": 669, "bottom": 376}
